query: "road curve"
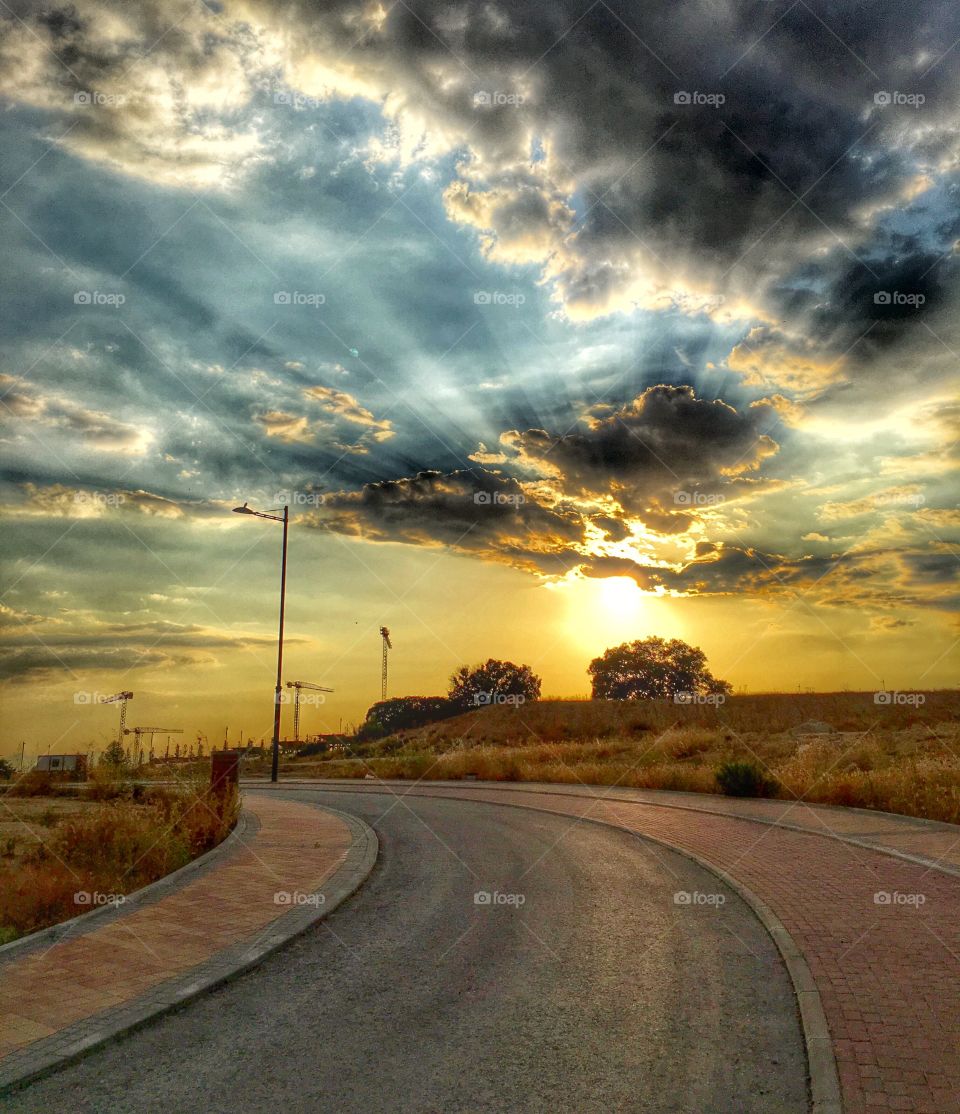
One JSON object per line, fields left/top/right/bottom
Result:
{"left": 4, "top": 789, "right": 807, "bottom": 1114}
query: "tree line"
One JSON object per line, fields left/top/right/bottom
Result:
{"left": 360, "top": 636, "right": 730, "bottom": 738}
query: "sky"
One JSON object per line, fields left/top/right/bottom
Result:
{"left": 0, "top": 0, "right": 958, "bottom": 758}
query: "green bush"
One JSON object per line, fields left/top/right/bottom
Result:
{"left": 716, "top": 760, "right": 779, "bottom": 798}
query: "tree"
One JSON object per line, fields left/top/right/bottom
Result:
{"left": 359, "top": 696, "right": 457, "bottom": 739}
{"left": 0, "top": 758, "right": 13, "bottom": 781}
{"left": 448, "top": 659, "right": 542, "bottom": 710}
{"left": 588, "top": 637, "right": 731, "bottom": 700}
{"left": 100, "top": 738, "right": 127, "bottom": 768}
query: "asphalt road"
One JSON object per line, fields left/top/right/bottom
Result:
{"left": 6, "top": 789, "right": 808, "bottom": 1113}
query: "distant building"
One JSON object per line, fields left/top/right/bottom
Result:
{"left": 36, "top": 754, "right": 88, "bottom": 778}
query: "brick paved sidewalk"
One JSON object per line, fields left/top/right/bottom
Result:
{"left": 345, "top": 782, "right": 960, "bottom": 1114}
{"left": 273, "top": 778, "right": 960, "bottom": 875}
{"left": 0, "top": 796, "right": 353, "bottom": 1069}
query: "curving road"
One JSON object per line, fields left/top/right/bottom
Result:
{"left": 5, "top": 789, "right": 808, "bottom": 1113}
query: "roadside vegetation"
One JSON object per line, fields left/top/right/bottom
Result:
{"left": 0, "top": 766, "right": 238, "bottom": 944}
{"left": 282, "top": 692, "right": 960, "bottom": 825}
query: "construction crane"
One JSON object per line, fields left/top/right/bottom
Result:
{"left": 379, "top": 626, "right": 392, "bottom": 701}
{"left": 124, "top": 726, "right": 183, "bottom": 744}
{"left": 99, "top": 691, "right": 134, "bottom": 744}
{"left": 123, "top": 730, "right": 183, "bottom": 766}
{"left": 285, "top": 681, "right": 334, "bottom": 743}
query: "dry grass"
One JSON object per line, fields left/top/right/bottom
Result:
{"left": 0, "top": 779, "right": 239, "bottom": 943}
{"left": 283, "top": 694, "right": 960, "bottom": 825}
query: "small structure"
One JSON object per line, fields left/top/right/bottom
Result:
{"left": 35, "top": 753, "right": 88, "bottom": 779}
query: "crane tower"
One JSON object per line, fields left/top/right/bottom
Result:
{"left": 379, "top": 626, "right": 392, "bottom": 701}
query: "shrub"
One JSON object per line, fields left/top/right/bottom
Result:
{"left": 359, "top": 696, "right": 458, "bottom": 739}
{"left": 0, "top": 784, "right": 239, "bottom": 942}
{"left": 5, "top": 770, "right": 53, "bottom": 797}
{"left": 716, "top": 760, "right": 779, "bottom": 798}
{"left": 84, "top": 763, "right": 132, "bottom": 801}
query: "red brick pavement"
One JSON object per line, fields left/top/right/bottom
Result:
{"left": 406, "top": 785, "right": 960, "bottom": 1114}
{"left": 0, "top": 796, "right": 351, "bottom": 1064}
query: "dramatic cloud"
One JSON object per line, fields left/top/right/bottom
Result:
{"left": 318, "top": 467, "right": 586, "bottom": 575}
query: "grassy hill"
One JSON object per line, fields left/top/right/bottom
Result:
{"left": 389, "top": 692, "right": 959, "bottom": 747}
{"left": 285, "top": 692, "right": 960, "bottom": 824}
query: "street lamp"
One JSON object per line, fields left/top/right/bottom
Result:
{"left": 232, "top": 501, "right": 289, "bottom": 783}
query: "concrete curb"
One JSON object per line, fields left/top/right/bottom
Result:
{"left": 307, "top": 783, "right": 843, "bottom": 1114}
{"left": 0, "top": 811, "right": 255, "bottom": 964}
{"left": 272, "top": 777, "right": 960, "bottom": 880}
{"left": 0, "top": 803, "right": 378, "bottom": 1096}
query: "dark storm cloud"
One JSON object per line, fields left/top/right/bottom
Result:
{"left": 502, "top": 385, "right": 779, "bottom": 511}
{"left": 232, "top": 0, "right": 960, "bottom": 321}
{"left": 317, "top": 467, "right": 588, "bottom": 573}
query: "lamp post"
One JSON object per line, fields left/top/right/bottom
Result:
{"left": 232, "top": 501, "right": 289, "bottom": 783}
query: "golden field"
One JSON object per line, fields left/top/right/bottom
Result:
{"left": 281, "top": 693, "right": 960, "bottom": 824}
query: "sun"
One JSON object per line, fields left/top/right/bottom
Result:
{"left": 555, "top": 574, "right": 657, "bottom": 652}
{"left": 597, "top": 576, "right": 645, "bottom": 617}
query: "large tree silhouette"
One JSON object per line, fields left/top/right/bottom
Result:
{"left": 588, "top": 637, "right": 731, "bottom": 700}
